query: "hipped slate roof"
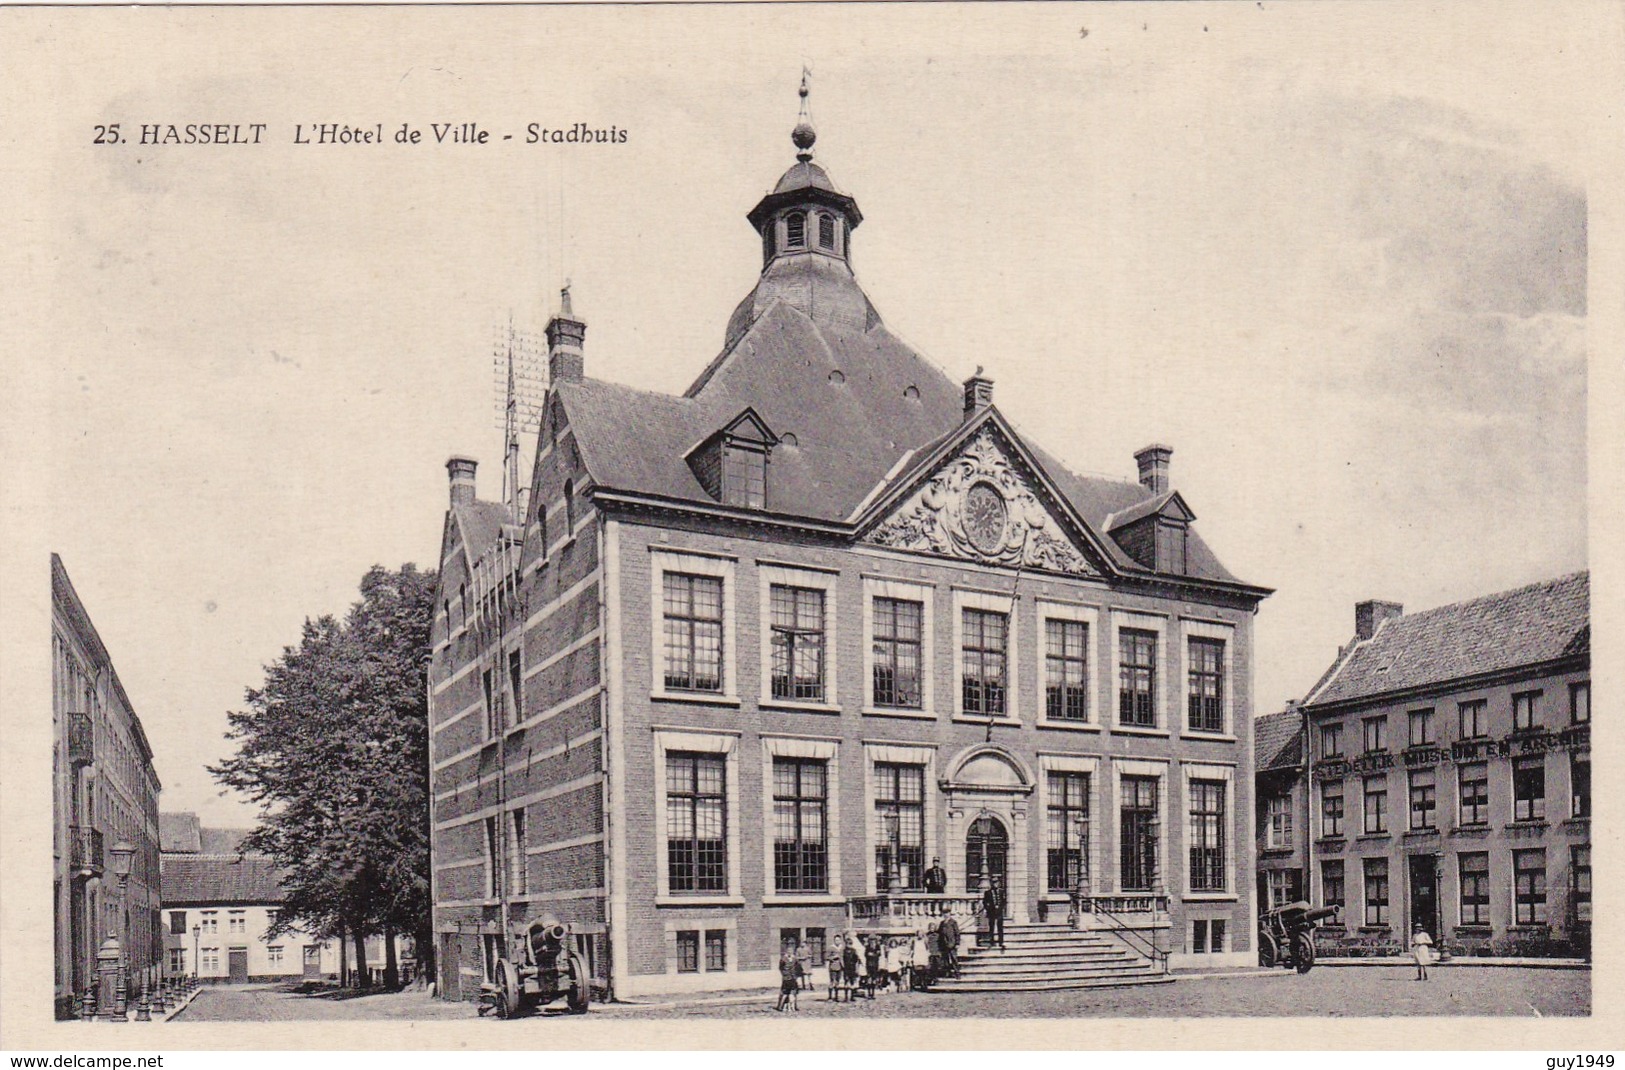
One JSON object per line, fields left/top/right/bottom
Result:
{"left": 1305, "top": 571, "right": 1589, "bottom": 708}
{"left": 1254, "top": 709, "right": 1305, "bottom": 772}
{"left": 557, "top": 298, "right": 1246, "bottom": 586}
{"left": 161, "top": 853, "right": 286, "bottom": 906}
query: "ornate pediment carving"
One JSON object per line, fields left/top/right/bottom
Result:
{"left": 864, "top": 426, "right": 1100, "bottom": 576}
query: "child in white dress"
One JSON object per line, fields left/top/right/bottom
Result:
{"left": 1411, "top": 924, "right": 1434, "bottom": 980}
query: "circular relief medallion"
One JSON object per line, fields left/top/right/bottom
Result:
{"left": 962, "top": 482, "right": 1009, "bottom": 556}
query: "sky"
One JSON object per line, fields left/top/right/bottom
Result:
{"left": 10, "top": 2, "right": 1599, "bottom": 829}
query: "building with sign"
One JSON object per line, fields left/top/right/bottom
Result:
{"left": 1296, "top": 572, "right": 1590, "bottom": 956}
{"left": 426, "top": 94, "right": 1271, "bottom": 998}
{"left": 52, "top": 554, "right": 163, "bottom": 1018}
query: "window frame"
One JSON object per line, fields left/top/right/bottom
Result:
{"left": 1362, "top": 774, "right": 1388, "bottom": 835}
{"left": 1513, "top": 849, "right": 1547, "bottom": 925}
{"left": 1513, "top": 689, "right": 1542, "bottom": 732}
{"left": 1571, "top": 751, "right": 1590, "bottom": 819}
{"left": 1512, "top": 755, "right": 1546, "bottom": 823}
{"left": 1183, "top": 621, "right": 1233, "bottom": 736}
{"left": 1407, "top": 768, "right": 1436, "bottom": 831}
{"left": 1362, "top": 715, "right": 1387, "bottom": 754}
{"left": 1110, "top": 611, "right": 1167, "bottom": 734}
{"left": 1408, "top": 708, "right": 1434, "bottom": 748}
{"left": 1186, "top": 772, "right": 1229, "bottom": 895}
{"left": 863, "top": 577, "right": 934, "bottom": 717}
{"left": 761, "top": 735, "right": 841, "bottom": 900}
{"left": 1363, "top": 857, "right": 1390, "bottom": 927}
{"left": 1320, "top": 723, "right": 1344, "bottom": 759}
{"left": 953, "top": 589, "right": 1018, "bottom": 724}
{"left": 784, "top": 210, "right": 807, "bottom": 249}
{"left": 1320, "top": 778, "right": 1345, "bottom": 838}
{"left": 654, "top": 730, "right": 740, "bottom": 903}
{"left": 1320, "top": 859, "right": 1346, "bottom": 914}
{"left": 1458, "top": 699, "right": 1487, "bottom": 740}
{"left": 1038, "top": 600, "right": 1099, "bottom": 727}
{"left": 1115, "top": 759, "right": 1168, "bottom": 894}
{"left": 650, "top": 551, "right": 738, "bottom": 704}
{"left": 1570, "top": 681, "right": 1590, "bottom": 725}
{"left": 1045, "top": 768, "right": 1091, "bottom": 893}
{"left": 1458, "top": 852, "right": 1490, "bottom": 926}
{"left": 1265, "top": 793, "right": 1294, "bottom": 849}
{"left": 759, "top": 565, "right": 838, "bottom": 710}
{"left": 1458, "top": 761, "right": 1490, "bottom": 826}
{"left": 722, "top": 441, "right": 768, "bottom": 509}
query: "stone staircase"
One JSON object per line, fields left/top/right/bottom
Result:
{"left": 931, "top": 922, "right": 1172, "bottom": 993}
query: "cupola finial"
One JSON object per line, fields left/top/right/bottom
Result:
{"left": 792, "top": 66, "right": 816, "bottom": 161}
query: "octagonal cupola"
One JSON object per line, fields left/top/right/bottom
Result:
{"left": 746, "top": 72, "right": 862, "bottom": 269}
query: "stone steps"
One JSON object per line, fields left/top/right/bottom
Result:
{"left": 936, "top": 922, "right": 1169, "bottom": 994}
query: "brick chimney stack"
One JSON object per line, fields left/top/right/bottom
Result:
{"left": 1355, "top": 599, "right": 1404, "bottom": 640}
{"left": 446, "top": 456, "right": 478, "bottom": 507}
{"left": 1134, "top": 444, "right": 1173, "bottom": 495}
{"left": 963, "top": 366, "right": 994, "bottom": 419}
{"left": 545, "top": 284, "right": 587, "bottom": 384}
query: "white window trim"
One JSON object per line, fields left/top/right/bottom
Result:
{"left": 1509, "top": 848, "right": 1547, "bottom": 926}
{"left": 863, "top": 742, "right": 938, "bottom": 894}
{"left": 1037, "top": 753, "right": 1100, "bottom": 899}
{"left": 761, "top": 736, "right": 842, "bottom": 902}
{"left": 861, "top": 576, "right": 935, "bottom": 718}
{"left": 758, "top": 564, "right": 840, "bottom": 712}
{"left": 1320, "top": 777, "right": 1345, "bottom": 839}
{"left": 952, "top": 588, "right": 1019, "bottom": 724}
{"left": 1179, "top": 618, "right": 1235, "bottom": 738}
{"left": 1110, "top": 610, "right": 1169, "bottom": 733}
{"left": 1265, "top": 794, "right": 1293, "bottom": 850}
{"left": 654, "top": 729, "right": 742, "bottom": 905}
{"left": 1111, "top": 758, "right": 1169, "bottom": 895}
{"left": 1181, "top": 761, "right": 1236, "bottom": 900}
{"left": 1036, "top": 600, "right": 1100, "bottom": 728}
{"left": 650, "top": 550, "right": 739, "bottom": 705}
{"left": 663, "top": 918, "right": 738, "bottom": 976}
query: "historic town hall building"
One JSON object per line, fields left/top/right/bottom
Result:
{"left": 427, "top": 96, "right": 1271, "bottom": 998}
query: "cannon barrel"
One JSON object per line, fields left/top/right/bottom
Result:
{"left": 1301, "top": 904, "right": 1339, "bottom": 925}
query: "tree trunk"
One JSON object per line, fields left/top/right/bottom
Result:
{"left": 383, "top": 926, "right": 400, "bottom": 990}
{"left": 352, "top": 928, "right": 371, "bottom": 989}
{"left": 338, "top": 923, "right": 349, "bottom": 988}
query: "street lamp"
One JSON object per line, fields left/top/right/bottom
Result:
{"left": 192, "top": 924, "right": 200, "bottom": 985}
{"left": 108, "top": 841, "right": 134, "bottom": 1020}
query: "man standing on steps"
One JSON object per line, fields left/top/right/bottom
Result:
{"left": 924, "top": 857, "right": 948, "bottom": 895}
{"left": 937, "top": 906, "right": 961, "bottom": 978}
{"left": 983, "top": 875, "right": 1007, "bottom": 950}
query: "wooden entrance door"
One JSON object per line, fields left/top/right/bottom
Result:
{"left": 228, "top": 948, "right": 249, "bottom": 983}
{"left": 302, "top": 945, "right": 322, "bottom": 979}
{"left": 964, "top": 815, "right": 1009, "bottom": 892}
{"left": 1409, "top": 855, "right": 1439, "bottom": 938}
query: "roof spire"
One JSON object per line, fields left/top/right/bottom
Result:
{"left": 792, "top": 66, "right": 816, "bottom": 162}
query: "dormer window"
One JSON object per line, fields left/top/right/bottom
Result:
{"left": 817, "top": 212, "right": 836, "bottom": 250}
{"left": 723, "top": 443, "right": 766, "bottom": 508}
{"left": 785, "top": 211, "right": 807, "bottom": 249}
{"left": 687, "top": 407, "right": 778, "bottom": 511}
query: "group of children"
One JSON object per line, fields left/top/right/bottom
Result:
{"left": 774, "top": 921, "right": 966, "bottom": 1011}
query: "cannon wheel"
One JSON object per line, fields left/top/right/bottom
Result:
{"left": 494, "top": 959, "right": 522, "bottom": 1019}
{"left": 1292, "top": 932, "right": 1315, "bottom": 974}
{"left": 565, "top": 951, "right": 590, "bottom": 1013}
{"left": 1258, "top": 930, "right": 1279, "bottom": 969}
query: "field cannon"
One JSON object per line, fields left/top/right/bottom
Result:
{"left": 479, "top": 915, "right": 591, "bottom": 1017}
{"left": 1258, "top": 900, "right": 1339, "bottom": 973}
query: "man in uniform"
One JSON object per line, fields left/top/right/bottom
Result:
{"left": 982, "top": 875, "right": 1007, "bottom": 949}
{"left": 923, "top": 857, "right": 948, "bottom": 894}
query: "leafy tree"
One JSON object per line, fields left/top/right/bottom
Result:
{"left": 212, "top": 564, "right": 436, "bottom": 989}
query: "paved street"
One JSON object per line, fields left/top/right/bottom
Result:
{"left": 175, "top": 966, "right": 1587, "bottom": 1021}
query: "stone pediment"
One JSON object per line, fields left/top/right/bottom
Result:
{"left": 862, "top": 425, "right": 1103, "bottom": 577}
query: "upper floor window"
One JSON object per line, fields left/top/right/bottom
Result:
{"left": 1512, "top": 755, "right": 1545, "bottom": 822}
{"left": 662, "top": 573, "right": 724, "bottom": 693}
{"left": 785, "top": 211, "right": 807, "bottom": 249}
{"left": 722, "top": 444, "right": 766, "bottom": 509}
{"left": 1458, "top": 700, "right": 1487, "bottom": 740}
{"left": 1187, "top": 638, "right": 1225, "bottom": 733}
{"left": 1571, "top": 752, "right": 1590, "bottom": 819}
{"left": 872, "top": 597, "right": 923, "bottom": 709}
{"left": 1513, "top": 690, "right": 1541, "bottom": 732}
{"left": 1320, "top": 724, "right": 1343, "bottom": 759}
{"left": 1265, "top": 794, "right": 1293, "bottom": 849}
{"left": 1362, "top": 715, "right": 1387, "bottom": 754}
{"left": 1458, "top": 762, "right": 1489, "bottom": 826}
{"left": 169, "top": 911, "right": 187, "bottom": 936}
{"left": 961, "top": 608, "right": 1009, "bottom": 718}
{"left": 1118, "top": 629, "right": 1157, "bottom": 727}
{"left": 817, "top": 212, "right": 836, "bottom": 250}
{"left": 563, "top": 479, "right": 576, "bottom": 536}
{"left": 1408, "top": 708, "right": 1434, "bottom": 747}
{"left": 1320, "top": 779, "right": 1344, "bottom": 838}
{"left": 769, "top": 585, "right": 826, "bottom": 702}
{"left": 1408, "top": 768, "right": 1436, "bottom": 830}
{"left": 1570, "top": 682, "right": 1590, "bottom": 724}
{"left": 1045, "top": 619, "right": 1088, "bottom": 721}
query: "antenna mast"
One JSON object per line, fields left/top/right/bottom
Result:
{"left": 492, "top": 315, "right": 546, "bottom": 521}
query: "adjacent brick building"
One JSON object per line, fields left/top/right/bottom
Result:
{"left": 1294, "top": 572, "right": 1590, "bottom": 957}
{"left": 52, "top": 554, "right": 163, "bottom": 1017}
{"left": 427, "top": 101, "right": 1272, "bottom": 998}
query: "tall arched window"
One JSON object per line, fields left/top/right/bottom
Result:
{"left": 762, "top": 225, "right": 774, "bottom": 263}
{"left": 785, "top": 211, "right": 806, "bottom": 249}
{"left": 817, "top": 213, "right": 836, "bottom": 250}
{"left": 563, "top": 479, "right": 575, "bottom": 537}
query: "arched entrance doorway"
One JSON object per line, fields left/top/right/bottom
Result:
{"left": 964, "top": 815, "right": 1008, "bottom": 893}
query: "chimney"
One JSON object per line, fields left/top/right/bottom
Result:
{"left": 1134, "top": 444, "right": 1173, "bottom": 495}
{"left": 446, "top": 456, "right": 478, "bottom": 507}
{"left": 962, "top": 366, "right": 994, "bottom": 419}
{"left": 545, "top": 284, "right": 587, "bottom": 384}
{"left": 1355, "top": 599, "right": 1403, "bottom": 641}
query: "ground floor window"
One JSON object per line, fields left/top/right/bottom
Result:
{"left": 779, "top": 927, "right": 827, "bottom": 966}
{"left": 1459, "top": 852, "right": 1490, "bottom": 926}
{"left": 267, "top": 945, "right": 284, "bottom": 966}
{"left": 1571, "top": 845, "right": 1591, "bottom": 924}
{"left": 1191, "top": 918, "right": 1226, "bottom": 953}
{"left": 1046, "top": 770, "right": 1089, "bottom": 892}
{"left": 1120, "top": 774, "right": 1160, "bottom": 892}
{"left": 1321, "top": 860, "right": 1345, "bottom": 913}
{"left": 1267, "top": 869, "right": 1300, "bottom": 908}
{"left": 201, "top": 948, "right": 220, "bottom": 972}
{"left": 168, "top": 949, "right": 186, "bottom": 974}
{"left": 1514, "top": 849, "right": 1546, "bottom": 925}
{"left": 676, "top": 931, "right": 700, "bottom": 973}
{"left": 874, "top": 762, "right": 926, "bottom": 892}
{"left": 704, "top": 930, "right": 727, "bottom": 971}
{"left": 1363, "top": 858, "right": 1389, "bottom": 927}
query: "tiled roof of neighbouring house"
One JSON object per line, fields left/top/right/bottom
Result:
{"left": 159, "top": 811, "right": 202, "bottom": 853}
{"left": 1254, "top": 709, "right": 1305, "bottom": 772}
{"left": 1305, "top": 571, "right": 1589, "bottom": 708}
{"left": 160, "top": 852, "right": 286, "bottom": 906}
